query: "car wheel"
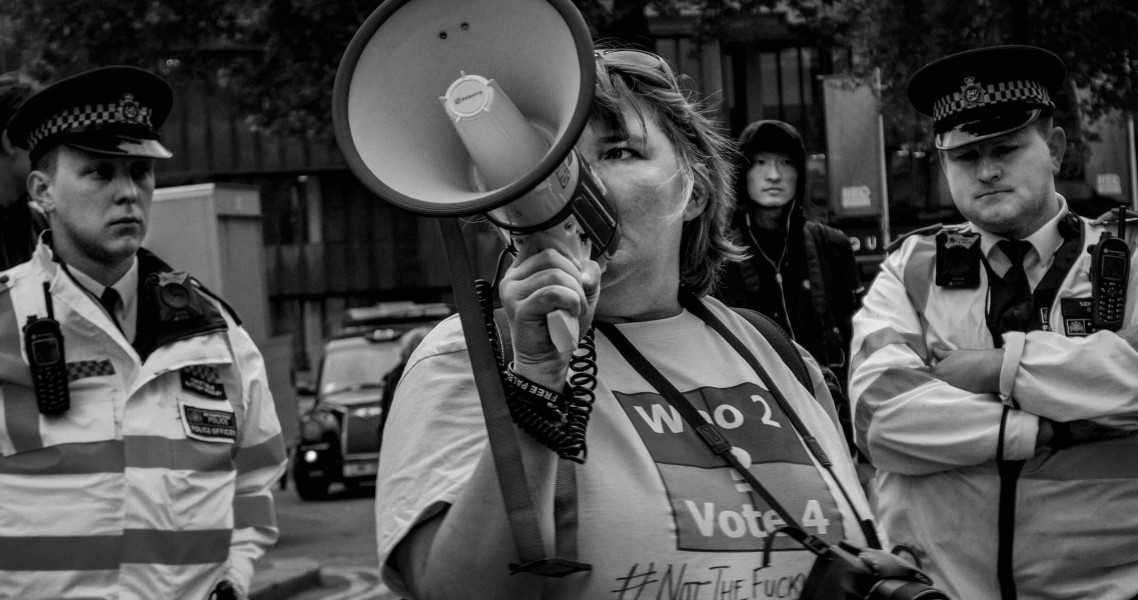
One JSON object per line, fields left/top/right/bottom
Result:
{"left": 293, "top": 460, "right": 329, "bottom": 501}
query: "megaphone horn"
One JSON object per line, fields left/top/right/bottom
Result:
{"left": 333, "top": 0, "right": 616, "bottom": 248}
{"left": 334, "top": 0, "right": 622, "bottom": 351}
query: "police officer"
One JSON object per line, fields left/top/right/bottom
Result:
{"left": 0, "top": 66, "right": 286, "bottom": 600}
{"left": 849, "top": 45, "right": 1138, "bottom": 599}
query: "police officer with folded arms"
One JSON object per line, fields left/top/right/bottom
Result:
{"left": 849, "top": 45, "right": 1138, "bottom": 599}
{"left": 0, "top": 66, "right": 286, "bottom": 600}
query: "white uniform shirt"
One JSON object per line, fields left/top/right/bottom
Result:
{"left": 65, "top": 257, "right": 139, "bottom": 342}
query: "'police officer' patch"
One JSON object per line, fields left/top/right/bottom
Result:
{"left": 181, "top": 365, "right": 227, "bottom": 400}
{"left": 182, "top": 404, "right": 237, "bottom": 441}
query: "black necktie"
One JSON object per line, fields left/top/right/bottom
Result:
{"left": 989, "top": 239, "right": 1034, "bottom": 337}
{"left": 99, "top": 287, "right": 120, "bottom": 315}
{"left": 100, "top": 287, "right": 123, "bottom": 331}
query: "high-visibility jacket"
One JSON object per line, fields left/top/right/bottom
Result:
{"left": 850, "top": 204, "right": 1138, "bottom": 599}
{"left": 0, "top": 243, "right": 287, "bottom": 599}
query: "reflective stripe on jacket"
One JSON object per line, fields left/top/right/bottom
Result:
{"left": 849, "top": 210, "right": 1138, "bottom": 599}
{"left": 0, "top": 243, "right": 287, "bottom": 599}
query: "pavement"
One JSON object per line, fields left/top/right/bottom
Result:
{"left": 249, "top": 557, "right": 323, "bottom": 600}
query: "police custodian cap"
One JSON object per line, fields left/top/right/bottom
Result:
{"left": 907, "top": 45, "right": 1066, "bottom": 150}
{"left": 7, "top": 65, "right": 173, "bottom": 162}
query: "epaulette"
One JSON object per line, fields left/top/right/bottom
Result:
{"left": 190, "top": 277, "right": 243, "bottom": 326}
{"left": 884, "top": 223, "right": 965, "bottom": 254}
{"left": 1091, "top": 206, "right": 1138, "bottom": 228}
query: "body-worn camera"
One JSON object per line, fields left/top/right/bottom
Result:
{"left": 146, "top": 272, "right": 204, "bottom": 323}
{"left": 935, "top": 231, "right": 981, "bottom": 288}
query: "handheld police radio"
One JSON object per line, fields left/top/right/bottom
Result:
{"left": 23, "top": 282, "right": 70, "bottom": 415}
{"left": 1089, "top": 206, "right": 1131, "bottom": 331}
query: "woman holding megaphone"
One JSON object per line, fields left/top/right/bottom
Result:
{"left": 373, "top": 43, "right": 942, "bottom": 600}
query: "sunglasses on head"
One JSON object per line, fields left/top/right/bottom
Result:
{"left": 594, "top": 48, "right": 681, "bottom": 90}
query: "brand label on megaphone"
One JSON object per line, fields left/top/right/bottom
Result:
{"left": 446, "top": 77, "right": 492, "bottom": 117}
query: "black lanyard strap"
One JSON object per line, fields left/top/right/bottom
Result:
{"left": 681, "top": 294, "right": 834, "bottom": 468}
{"left": 684, "top": 294, "right": 879, "bottom": 547}
{"left": 593, "top": 318, "right": 825, "bottom": 557}
{"left": 597, "top": 293, "right": 879, "bottom": 549}
{"left": 683, "top": 294, "right": 875, "bottom": 543}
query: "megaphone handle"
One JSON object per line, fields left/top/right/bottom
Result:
{"left": 547, "top": 309, "right": 579, "bottom": 354}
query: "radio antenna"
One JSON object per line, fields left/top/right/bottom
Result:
{"left": 42, "top": 282, "right": 54, "bottom": 320}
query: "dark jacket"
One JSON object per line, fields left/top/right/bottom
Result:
{"left": 715, "top": 120, "right": 864, "bottom": 446}
{"left": 0, "top": 199, "right": 47, "bottom": 271}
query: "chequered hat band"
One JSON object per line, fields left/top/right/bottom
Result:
{"left": 933, "top": 80, "right": 1049, "bottom": 121}
{"left": 28, "top": 97, "right": 154, "bottom": 151}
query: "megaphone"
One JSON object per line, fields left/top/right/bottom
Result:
{"left": 333, "top": 0, "right": 620, "bottom": 351}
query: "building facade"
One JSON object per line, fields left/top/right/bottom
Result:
{"left": 9, "top": 8, "right": 1129, "bottom": 374}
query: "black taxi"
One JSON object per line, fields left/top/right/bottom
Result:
{"left": 291, "top": 301, "right": 451, "bottom": 500}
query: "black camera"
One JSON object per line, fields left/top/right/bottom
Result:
{"left": 208, "top": 579, "right": 238, "bottom": 600}
{"left": 800, "top": 541, "right": 949, "bottom": 600}
{"left": 146, "top": 272, "right": 204, "bottom": 323}
{"left": 935, "top": 231, "right": 981, "bottom": 288}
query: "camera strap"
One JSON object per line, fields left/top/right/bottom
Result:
{"left": 439, "top": 218, "right": 589, "bottom": 577}
{"left": 594, "top": 294, "right": 879, "bottom": 560}
{"left": 681, "top": 293, "right": 879, "bottom": 549}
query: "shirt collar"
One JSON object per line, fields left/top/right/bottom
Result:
{"left": 68, "top": 256, "right": 139, "bottom": 309}
{"left": 973, "top": 194, "right": 1068, "bottom": 263}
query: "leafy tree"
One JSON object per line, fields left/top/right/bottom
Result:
{"left": 1, "top": 0, "right": 797, "bottom": 137}
{"left": 1, "top": 0, "right": 257, "bottom": 88}
{"left": 0, "top": 0, "right": 370, "bottom": 137}
{"left": 3, "top": 0, "right": 1134, "bottom": 145}
{"left": 806, "top": 0, "right": 1138, "bottom": 147}
{"left": 0, "top": 0, "right": 652, "bottom": 137}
